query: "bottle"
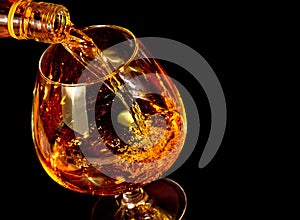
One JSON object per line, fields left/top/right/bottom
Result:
{"left": 0, "top": 0, "right": 71, "bottom": 43}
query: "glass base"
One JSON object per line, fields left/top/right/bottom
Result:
{"left": 90, "top": 178, "right": 187, "bottom": 220}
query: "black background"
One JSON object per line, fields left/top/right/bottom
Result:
{"left": 1, "top": 1, "right": 288, "bottom": 219}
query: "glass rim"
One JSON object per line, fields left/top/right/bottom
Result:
{"left": 38, "top": 24, "right": 138, "bottom": 86}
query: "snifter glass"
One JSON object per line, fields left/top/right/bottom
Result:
{"left": 32, "top": 24, "right": 187, "bottom": 219}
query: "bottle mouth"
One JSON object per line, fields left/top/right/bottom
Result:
{"left": 47, "top": 4, "right": 71, "bottom": 40}
{"left": 39, "top": 25, "right": 138, "bottom": 86}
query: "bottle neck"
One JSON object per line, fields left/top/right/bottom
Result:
{"left": 3, "top": 0, "right": 72, "bottom": 43}
{"left": 0, "top": 0, "right": 14, "bottom": 37}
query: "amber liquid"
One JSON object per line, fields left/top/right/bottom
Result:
{"left": 32, "top": 25, "right": 186, "bottom": 196}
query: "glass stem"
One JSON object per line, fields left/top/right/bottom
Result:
{"left": 121, "top": 188, "right": 149, "bottom": 208}
{"left": 113, "top": 187, "right": 159, "bottom": 219}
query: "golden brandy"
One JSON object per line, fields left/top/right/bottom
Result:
{"left": 32, "top": 25, "right": 187, "bottom": 198}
